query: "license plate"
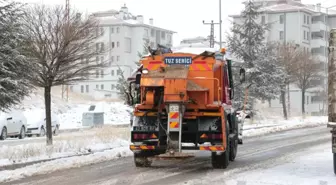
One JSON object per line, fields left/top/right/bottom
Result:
{"left": 169, "top": 104, "right": 179, "bottom": 112}
{"left": 133, "top": 126, "right": 157, "bottom": 131}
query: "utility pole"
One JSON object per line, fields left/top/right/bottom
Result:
{"left": 324, "top": 5, "right": 336, "bottom": 115}
{"left": 62, "top": 0, "right": 70, "bottom": 102}
{"left": 327, "top": 28, "right": 336, "bottom": 175}
{"left": 219, "top": 0, "right": 222, "bottom": 48}
{"left": 202, "top": 20, "right": 219, "bottom": 48}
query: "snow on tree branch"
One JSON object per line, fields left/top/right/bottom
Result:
{"left": 0, "top": 0, "right": 33, "bottom": 111}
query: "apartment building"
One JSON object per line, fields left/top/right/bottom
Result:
{"left": 230, "top": 0, "right": 336, "bottom": 116}
{"left": 70, "top": 5, "right": 175, "bottom": 100}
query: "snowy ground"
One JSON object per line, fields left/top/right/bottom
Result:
{"left": 15, "top": 87, "right": 132, "bottom": 130}
{"left": 184, "top": 143, "right": 334, "bottom": 185}
{"left": 0, "top": 127, "right": 129, "bottom": 167}
{"left": 243, "top": 116, "right": 328, "bottom": 137}
{"left": 0, "top": 116, "right": 330, "bottom": 184}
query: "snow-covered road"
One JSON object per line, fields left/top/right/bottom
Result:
{"left": 4, "top": 125, "right": 333, "bottom": 185}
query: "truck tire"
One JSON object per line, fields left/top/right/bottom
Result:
{"left": 134, "top": 153, "right": 152, "bottom": 167}
{"left": 229, "top": 115, "right": 239, "bottom": 161}
{"left": 211, "top": 120, "right": 230, "bottom": 169}
{"left": 229, "top": 138, "right": 238, "bottom": 161}
{"left": 333, "top": 153, "right": 336, "bottom": 175}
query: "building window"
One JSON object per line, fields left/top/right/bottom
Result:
{"left": 117, "top": 41, "right": 120, "bottom": 47}
{"left": 117, "top": 56, "right": 120, "bottom": 61}
{"left": 304, "top": 31, "right": 306, "bottom": 40}
{"left": 100, "top": 43, "right": 105, "bottom": 52}
{"left": 167, "top": 34, "right": 172, "bottom": 41}
{"left": 279, "top": 31, "right": 284, "bottom": 40}
{"left": 96, "top": 84, "right": 99, "bottom": 89}
{"left": 306, "top": 96, "right": 309, "bottom": 104}
{"left": 85, "top": 85, "right": 89, "bottom": 93}
{"left": 81, "top": 85, "right": 84, "bottom": 93}
{"left": 117, "top": 69, "right": 122, "bottom": 75}
{"left": 261, "top": 16, "right": 265, "bottom": 24}
{"left": 144, "top": 29, "right": 149, "bottom": 37}
{"left": 96, "top": 56, "right": 99, "bottom": 64}
{"left": 96, "top": 43, "right": 99, "bottom": 52}
{"left": 279, "top": 15, "right": 284, "bottom": 24}
{"left": 111, "top": 84, "right": 116, "bottom": 90}
{"left": 111, "top": 56, "right": 114, "bottom": 62}
{"left": 100, "top": 27, "right": 104, "bottom": 36}
{"left": 304, "top": 14, "right": 306, "bottom": 24}
{"left": 151, "top": 29, "right": 155, "bottom": 37}
{"left": 125, "top": 37, "right": 131, "bottom": 53}
{"left": 307, "top": 31, "right": 310, "bottom": 40}
{"left": 110, "top": 27, "right": 114, "bottom": 34}
{"left": 116, "top": 27, "right": 120, "bottom": 33}
{"left": 96, "top": 70, "right": 99, "bottom": 78}
{"left": 100, "top": 56, "right": 104, "bottom": 64}
{"left": 307, "top": 16, "right": 310, "bottom": 24}
{"left": 101, "top": 70, "right": 104, "bottom": 78}
{"left": 111, "top": 70, "right": 114, "bottom": 76}
{"left": 161, "top": 32, "right": 166, "bottom": 39}
{"left": 112, "top": 42, "right": 115, "bottom": 48}
{"left": 101, "top": 84, "right": 104, "bottom": 90}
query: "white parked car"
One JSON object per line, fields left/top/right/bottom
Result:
{"left": 0, "top": 110, "right": 28, "bottom": 140}
{"left": 24, "top": 110, "right": 60, "bottom": 137}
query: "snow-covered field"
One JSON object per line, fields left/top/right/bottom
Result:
{"left": 16, "top": 87, "right": 132, "bottom": 130}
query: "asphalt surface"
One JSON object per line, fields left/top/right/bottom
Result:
{"left": 3, "top": 126, "right": 332, "bottom": 185}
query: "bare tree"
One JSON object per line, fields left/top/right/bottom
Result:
{"left": 21, "top": 5, "right": 107, "bottom": 145}
{"left": 274, "top": 41, "right": 301, "bottom": 119}
{"left": 292, "top": 48, "right": 323, "bottom": 117}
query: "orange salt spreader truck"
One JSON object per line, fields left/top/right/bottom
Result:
{"left": 127, "top": 46, "right": 246, "bottom": 169}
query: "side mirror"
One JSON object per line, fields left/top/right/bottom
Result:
{"left": 135, "top": 73, "right": 141, "bottom": 85}
{"left": 239, "top": 68, "right": 246, "bottom": 84}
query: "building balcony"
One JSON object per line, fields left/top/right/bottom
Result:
{"left": 311, "top": 21, "right": 328, "bottom": 32}
{"left": 311, "top": 38, "right": 327, "bottom": 48}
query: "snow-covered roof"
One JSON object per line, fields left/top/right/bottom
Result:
{"left": 230, "top": 1, "right": 325, "bottom": 17}
{"left": 92, "top": 6, "right": 176, "bottom": 33}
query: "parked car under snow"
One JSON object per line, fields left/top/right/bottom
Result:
{"left": 24, "top": 110, "right": 60, "bottom": 137}
{"left": 0, "top": 110, "right": 27, "bottom": 140}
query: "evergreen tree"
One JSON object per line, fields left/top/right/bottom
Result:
{"left": 135, "top": 39, "right": 150, "bottom": 67}
{"left": 116, "top": 67, "right": 134, "bottom": 105}
{"left": 226, "top": 0, "right": 283, "bottom": 111}
{"left": 0, "top": 1, "right": 32, "bottom": 111}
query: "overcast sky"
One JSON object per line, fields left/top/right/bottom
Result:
{"left": 17, "top": 0, "right": 336, "bottom": 46}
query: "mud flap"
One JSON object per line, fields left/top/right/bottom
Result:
{"left": 332, "top": 128, "right": 336, "bottom": 153}
{"left": 237, "top": 116, "right": 243, "bottom": 144}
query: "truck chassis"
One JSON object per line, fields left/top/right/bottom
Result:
{"left": 130, "top": 106, "right": 240, "bottom": 169}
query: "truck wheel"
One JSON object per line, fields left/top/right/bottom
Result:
{"left": 229, "top": 115, "right": 238, "bottom": 161}
{"left": 211, "top": 120, "right": 230, "bottom": 169}
{"left": 333, "top": 153, "right": 336, "bottom": 175}
{"left": 229, "top": 138, "right": 238, "bottom": 161}
{"left": 134, "top": 153, "right": 152, "bottom": 167}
